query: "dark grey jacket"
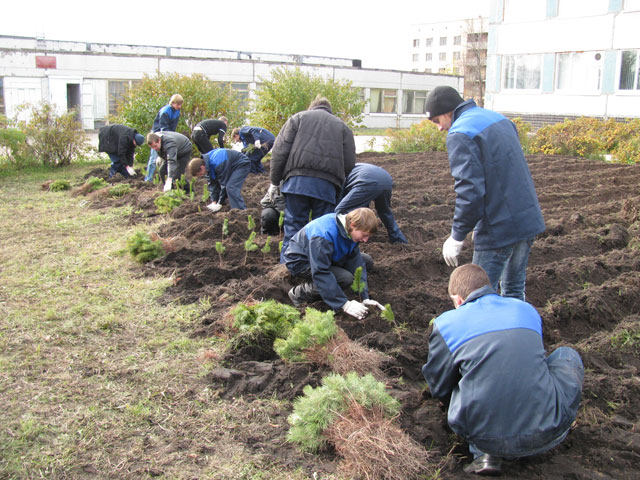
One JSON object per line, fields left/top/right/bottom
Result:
{"left": 157, "top": 131, "right": 193, "bottom": 179}
{"left": 270, "top": 105, "right": 356, "bottom": 190}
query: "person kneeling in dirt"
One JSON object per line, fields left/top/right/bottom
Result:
{"left": 188, "top": 148, "right": 251, "bottom": 211}
{"left": 259, "top": 181, "right": 285, "bottom": 235}
{"left": 422, "top": 264, "right": 584, "bottom": 476}
{"left": 98, "top": 124, "right": 145, "bottom": 178}
{"left": 283, "top": 207, "right": 385, "bottom": 320}
{"left": 336, "top": 162, "right": 407, "bottom": 244}
{"left": 147, "top": 131, "right": 193, "bottom": 192}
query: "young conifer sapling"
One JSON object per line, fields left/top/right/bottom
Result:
{"left": 215, "top": 241, "right": 226, "bottom": 266}
{"left": 244, "top": 231, "right": 259, "bottom": 265}
{"left": 351, "top": 266, "right": 365, "bottom": 301}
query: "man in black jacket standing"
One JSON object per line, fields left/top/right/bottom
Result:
{"left": 98, "top": 124, "right": 145, "bottom": 178}
{"left": 269, "top": 95, "right": 356, "bottom": 262}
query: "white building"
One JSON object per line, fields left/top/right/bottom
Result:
{"left": 0, "top": 35, "right": 462, "bottom": 131}
{"left": 485, "top": 0, "right": 640, "bottom": 127}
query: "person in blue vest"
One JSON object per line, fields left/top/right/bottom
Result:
{"left": 231, "top": 126, "right": 275, "bottom": 174}
{"left": 188, "top": 148, "right": 251, "bottom": 211}
{"left": 423, "top": 263, "right": 583, "bottom": 476}
{"left": 283, "top": 207, "right": 385, "bottom": 320}
{"left": 425, "top": 85, "right": 545, "bottom": 301}
{"left": 144, "top": 94, "right": 183, "bottom": 182}
{"left": 192, "top": 116, "right": 228, "bottom": 154}
{"left": 97, "top": 124, "right": 145, "bottom": 178}
{"left": 335, "top": 162, "right": 407, "bottom": 244}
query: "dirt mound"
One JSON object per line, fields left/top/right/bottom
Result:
{"left": 90, "top": 154, "right": 640, "bottom": 479}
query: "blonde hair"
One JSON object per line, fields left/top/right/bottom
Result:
{"left": 146, "top": 132, "right": 160, "bottom": 144}
{"left": 346, "top": 208, "right": 378, "bottom": 234}
{"left": 218, "top": 116, "right": 228, "bottom": 124}
{"left": 170, "top": 94, "right": 184, "bottom": 105}
{"left": 188, "top": 157, "right": 205, "bottom": 177}
{"left": 448, "top": 264, "right": 491, "bottom": 301}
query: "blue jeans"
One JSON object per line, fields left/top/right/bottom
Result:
{"left": 472, "top": 238, "right": 534, "bottom": 301}
{"left": 144, "top": 149, "right": 158, "bottom": 182}
{"left": 108, "top": 153, "right": 132, "bottom": 178}
{"left": 469, "top": 347, "right": 583, "bottom": 459}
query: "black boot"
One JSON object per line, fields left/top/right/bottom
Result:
{"left": 288, "top": 282, "right": 320, "bottom": 307}
{"left": 463, "top": 454, "right": 502, "bottom": 476}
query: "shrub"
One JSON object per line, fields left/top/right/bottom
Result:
{"left": 529, "top": 117, "right": 608, "bottom": 158}
{"left": 108, "top": 184, "right": 132, "bottom": 197}
{"left": 383, "top": 119, "right": 446, "bottom": 153}
{"left": 250, "top": 67, "right": 365, "bottom": 134}
{"left": 154, "top": 189, "right": 186, "bottom": 214}
{"left": 48, "top": 180, "right": 71, "bottom": 192}
{"left": 0, "top": 117, "right": 32, "bottom": 167}
{"left": 127, "top": 231, "right": 165, "bottom": 263}
{"left": 287, "top": 372, "right": 400, "bottom": 452}
{"left": 613, "top": 137, "right": 640, "bottom": 164}
{"left": 14, "top": 102, "right": 93, "bottom": 167}
{"left": 511, "top": 117, "right": 533, "bottom": 154}
{"left": 230, "top": 299, "right": 301, "bottom": 342}
{"left": 274, "top": 308, "right": 338, "bottom": 362}
{"left": 86, "top": 177, "right": 108, "bottom": 192}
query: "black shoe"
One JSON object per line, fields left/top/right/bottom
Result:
{"left": 463, "top": 454, "right": 502, "bottom": 476}
{"left": 288, "top": 283, "right": 319, "bottom": 307}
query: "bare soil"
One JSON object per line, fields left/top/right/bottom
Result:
{"left": 91, "top": 152, "right": 640, "bottom": 479}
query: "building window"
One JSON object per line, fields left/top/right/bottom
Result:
{"left": 426, "top": 53, "right": 433, "bottom": 61}
{"left": 439, "top": 37, "right": 447, "bottom": 46}
{"left": 425, "top": 37, "right": 433, "bottom": 47}
{"left": 619, "top": 50, "right": 640, "bottom": 90}
{"left": 370, "top": 89, "right": 397, "bottom": 113}
{"left": 453, "top": 52, "right": 461, "bottom": 61}
{"left": 454, "top": 35, "right": 462, "bottom": 46}
{"left": 503, "top": 55, "right": 541, "bottom": 90}
{"left": 557, "top": 52, "right": 602, "bottom": 92}
{"left": 0, "top": 78, "right": 4, "bottom": 115}
{"left": 108, "top": 80, "right": 140, "bottom": 116}
{"left": 439, "top": 52, "right": 447, "bottom": 61}
{"left": 403, "top": 90, "right": 427, "bottom": 114}
{"left": 412, "top": 54, "right": 419, "bottom": 62}
{"left": 413, "top": 39, "right": 420, "bottom": 47}
{"left": 231, "top": 82, "right": 250, "bottom": 105}
{"left": 503, "top": 0, "right": 546, "bottom": 21}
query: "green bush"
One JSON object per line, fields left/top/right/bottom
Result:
{"left": 49, "top": 180, "right": 71, "bottom": 192}
{"left": 613, "top": 137, "right": 640, "bottom": 164}
{"left": 108, "top": 184, "right": 132, "bottom": 197}
{"left": 154, "top": 189, "right": 186, "bottom": 214}
{"left": 231, "top": 299, "right": 301, "bottom": 341}
{"left": 287, "top": 372, "right": 400, "bottom": 452}
{"left": 86, "top": 177, "right": 108, "bottom": 192}
{"left": 530, "top": 117, "right": 607, "bottom": 158}
{"left": 511, "top": 117, "right": 533, "bottom": 154}
{"left": 250, "top": 67, "right": 365, "bottom": 135}
{"left": 383, "top": 119, "right": 446, "bottom": 153}
{"left": 274, "top": 308, "right": 337, "bottom": 362}
{"left": 0, "top": 116, "right": 32, "bottom": 167}
{"left": 114, "top": 72, "right": 247, "bottom": 164}
{"left": 127, "top": 231, "right": 165, "bottom": 263}
{"left": 13, "top": 102, "right": 93, "bottom": 167}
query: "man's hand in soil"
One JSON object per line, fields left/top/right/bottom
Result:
{"left": 163, "top": 177, "right": 173, "bottom": 192}
{"left": 342, "top": 300, "right": 368, "bottom": 320}
{"left": 363, "top": 299, "right": 385, "bottom": 311}
{"left": 207, "top": 202, "right": 222, "bottom": 213}
{"left": 443, "top": 236, "right": 464, "bottom": 267}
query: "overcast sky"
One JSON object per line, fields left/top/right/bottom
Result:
{"left": 5, "top": 0, "right": 489, "bottom": 71}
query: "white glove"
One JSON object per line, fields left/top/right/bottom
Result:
{"left": 207, "top": 202, "right": 222, "bottom": 213}
{"left": 254, "top": 140, "right": 261, "bottom": 148}
{"left": 267, "top": 184, "right": 280, "bottom": 201}
{"left": 363, "top": 299, "right": 385, "bottom": 311}
{"left": 163, "top": 177, "right": 173, "bottom": 192}
{"left": 126, "top": 166, "right": 136, "bottom": 177}
{"left": 342, "top": 300, "right": 368, "bottom": 320}
{"left": 442, "top": 236, "right": 464, "bottom": 267}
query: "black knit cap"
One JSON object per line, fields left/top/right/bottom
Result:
{"left": 425, "top": 86, "right": 464, "bottom": 119}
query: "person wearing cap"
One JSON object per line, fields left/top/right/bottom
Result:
{"left": 231, "top": 126, "right": 276, "bottom": 174}
{"left": 335, "top": 162, "right": 407, "bottom": 244}
{"left": 192, "top": 116, "right": 228, "bottom": 154}
{"left": 97, "top": 124, "right": 145, "bottom": 178}
{"left": 146, "top": 131, "right": 193, "bottom": 192}
{"left": 425, "top": 85, "right": 545, "bottom": 301}
{"left": 144, "top": 94, "right": 183, "bottom": 182}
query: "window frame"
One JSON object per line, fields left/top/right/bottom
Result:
{"left": 402, "top": 90, "right": 428, "bottom": 115}
{"left": 618, "top": 49, "right": 640, "bottom": 91}
{"left": 502, "top": 54, "right": 542, "bottom": 91}
{"left": 369, "top": 88, "right": 397, "bottom": 114}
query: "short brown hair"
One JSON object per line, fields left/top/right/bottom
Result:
{"left": 345, "top": 208, "right": 378, "bottom": 234}
{"left": 231, "top": 127, "right": 240, "bottom": 138}
{"left": 146, "top": 132, "right": 160, "bottom": 144}
{"left": 218, "top": 116, "right": 228, "bottom": 124}
{"left": 309, "top": 94, "right": 331, "bottom": 110}
{"left": 448, "top": 264, "right": 491, "bottom": 301}
{"left": 170, "top": 94, "right": 183, "bottom": 105}
{"left": 188, "top": 158, "right": 205, "bottom": 177}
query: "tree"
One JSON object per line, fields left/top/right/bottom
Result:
{"left": 113, "top": 72, "right": 247, "bottom": 163}
{"left": 250, "top": 67, "right": 365, "bottom": 135}
{"left": 462, "top": 18, "right": 488, "bottom": 107}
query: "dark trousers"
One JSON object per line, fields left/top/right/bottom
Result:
{"left": 108, "top": 153, "right": 132, "bottom": 178}
{"left": 192, "top": 128, "right": 214, "bottom": 155}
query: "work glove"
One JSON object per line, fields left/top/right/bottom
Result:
{"left": 125, "top": 166, "right": 136, "bottom": 177}
{"left": 163, "top": 177, "right": 173, "bottom": 192}
{"left": 342, "top": 300, "right": 368, "bottom": 320}
{"left": 442, "top": 236, "right": 464, "bottom": 267}
{"left": 254, "top": 140, "right": 261, "bottom": 148}
{"left": 207, "top": 202, "right": 222, "bottom": 213}
{"left": 363, "top": 299, "right": 385, "bottom": 311}
{"left": 267, "top": 184, "right": 280, "bottom": 201}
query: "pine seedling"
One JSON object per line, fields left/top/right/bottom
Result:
{"left": 278, "top": 210, "right": 285, "bottom": 232}
{"left": 274, "top": 308, "right": 337, "bottom": 362}
{"left": 86, "top": 176, "right": 108, "bottom": 192}
{"left": 49, "top": 179, "right": 71, "bottom": 192}
{"left": 221, "top": 217, "right": 230, "bottom": 242}
{"left": 247, "top": 214, "right": 256, "bottom": 231}
{"left": 279, "top": 240, "right": 283, "bottom": 253}
{"left": 202, "top": 184, "right": 210, "bottom": 203}
{"left": 215, "top": 241, "right": 226, "bottom": 266}
{"left": 231, "top": 299, "right": 301, "bottom": 344}
{"left": 108, "top": 183, "right": 131, "bottom": 197}
{"left": 261, "top": 236, "right": 272, "bottom": 263}
{"left": 381, "top": 303, "right": 407, "bottom": 337}
{"left": 189, "top": 178, "right": 196, "bottom": 201}
{"left": 127, "top": 231, "right": 165, "bottom": 263}
{"left": 351, "top": 266, "right": 365, "bottom": 301}
{"left": 244, "top": 231, "right": 259, "bottom": 265}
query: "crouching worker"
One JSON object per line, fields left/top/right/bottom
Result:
{"left": 188, "top": 148, "right": 251, "bottom": 212}
{"left": 98, "top": 124, "right": 145, "bottom": 178}
{"left": 422, "top": 264, "right": 584, "bottom": 476}
{"left": 147, "top": 131, "right": 192, "bottom": 192}
{"left": 283, "top": 207, "right": 385, "bottom": 320}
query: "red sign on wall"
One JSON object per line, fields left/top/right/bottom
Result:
{"left": 36, "top": 56, "right": 57, "bottom": 69}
